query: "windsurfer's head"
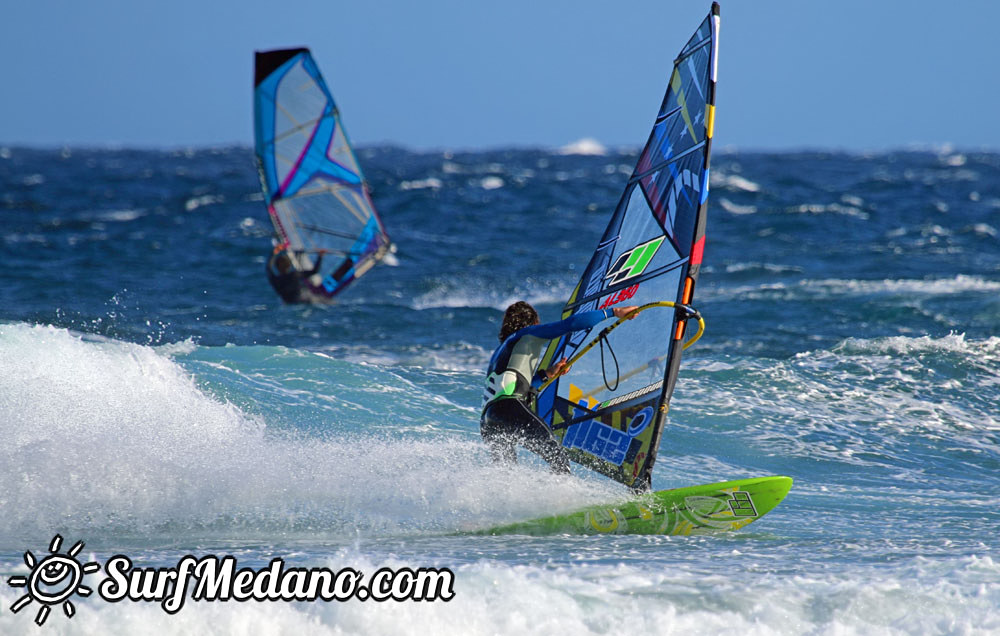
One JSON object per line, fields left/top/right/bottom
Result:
{"left": 275, "top": 252, "right": 293, "bottom": 274}
{"left": 499, "top": 301, "right": 539, "bottom": 342}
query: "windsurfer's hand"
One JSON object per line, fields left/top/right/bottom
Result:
{"left": 613, "top": 305, "right": 640, "bottom": 320}
{"left": 546, "top": 358, "right": 569, "bottom": 379}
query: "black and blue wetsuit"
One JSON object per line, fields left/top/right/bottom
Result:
{"left": 267, "top": 252, "right": 322, "bottom": 304}
{"left": 480, "top": 308, "right": 615, "bottom": 471}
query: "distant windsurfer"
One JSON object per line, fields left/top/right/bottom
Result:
{"left": 266, "top": 246, "right": 325, "bottom": 304}
{"left": 481, "top": 301, "right": 638, "bottom": 472}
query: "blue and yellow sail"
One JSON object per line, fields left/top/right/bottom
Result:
{"left": 253, "top": 48, "right": 392, "bottom": 301}
{"left": 535, "top": 3, "right": 720, "bottom": 490}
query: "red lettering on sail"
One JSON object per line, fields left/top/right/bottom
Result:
{"left": 598, "top": 284, "right": 640, "bottom": 309}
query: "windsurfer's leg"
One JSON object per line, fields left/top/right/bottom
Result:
{"left": 480, "top": 402, "right": 517, "bottom": 465}
{"left": 481, "top": 399, "right": 570, "bottom": 473}
{"left": 508, "top": 401, "right": 570, "bottom": 474}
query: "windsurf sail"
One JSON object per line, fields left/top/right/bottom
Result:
{"left": 254, "top": 48, "right": 392, "bottom": 302}
{"left": 534, "top": 3, "right": 720, "bottom": 491}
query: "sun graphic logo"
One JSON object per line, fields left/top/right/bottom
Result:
{"left": 7, "top": 535, "right": 101, "bottom": 626}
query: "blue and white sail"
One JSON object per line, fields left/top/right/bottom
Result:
{"left": 254, "top": 48, "right": 392, "bottom": 301}
{"left": 535, "top": 3, "right": 720, "bottom": 490}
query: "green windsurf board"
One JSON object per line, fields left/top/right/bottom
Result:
{"left": 479, "top": 475, "right": 792, "bottom": 536}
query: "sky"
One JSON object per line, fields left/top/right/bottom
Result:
{"left": 1, "top": 0, "right": 997, "bottom": 152}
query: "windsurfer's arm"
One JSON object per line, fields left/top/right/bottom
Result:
{"left": 523, "top": 305, "right": 640, "bottom": 340}
{"left": 612, "top": 306, "right": 640, "bottom": 320}
{"left": 528, "top": 306, "right": 638, "bottom": 386}
{"left": 301, "top": 251, "right": 325, "bottom": 277}
{"left": 532, "top": 358, "right": 569, "bottom": 388}
{"left": 521, "top": 309, "right": 612, "bottom": 340}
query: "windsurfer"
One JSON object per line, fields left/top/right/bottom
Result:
{"left": 266, "top": 247, "right": 325, "bottom": 303}
{"left": 480, "top": 301, "right": 639, "bottom": 472}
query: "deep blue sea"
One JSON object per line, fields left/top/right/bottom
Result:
{"left": 2, "top": 144, "right": 999, "bottom": 634}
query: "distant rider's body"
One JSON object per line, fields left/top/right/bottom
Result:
{"left": 266, "top": 248, "right": 324, "bottom": 304}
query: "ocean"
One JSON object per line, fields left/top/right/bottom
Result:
{"left": 1, "top": 144, "right": 998, "bottom": 634}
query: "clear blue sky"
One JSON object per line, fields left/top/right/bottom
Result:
{"left": 2, "top": 0, "right": 996, "bottom": 151}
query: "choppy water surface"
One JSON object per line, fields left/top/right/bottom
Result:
{"left": 1, "top": 146, "right": 998, "bottom": 634}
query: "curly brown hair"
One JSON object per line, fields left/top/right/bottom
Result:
{"left": 498, "top": 301, "right": 539, "bottom": 342}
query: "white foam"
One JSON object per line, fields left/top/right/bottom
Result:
{"left": 717, "top": 197, "right": 757, "bottom": 215}
{"left": 94, "top": 209, "right": 144, "bottom": 222}
{"left": 967, "top": 223, "right": 997, "bottom": 237}
{"left": 677, "top": 332, "right": 1000, "bottom": 469}
{"left": 479, "top": 176, "right": 504, "bottom": 190}
{"left": 399, "top": 177, "right": 443, "bottom": 191}
{"left": 835, "top": 331, "right": 1000, "bottom": 358}
{"left": 0, "top": 324, "right": 620, "bottom": 539}
{"left": 184, "top": 194, "right": 224, "bottom": 212}
{"left": 1, "top": 552, "right": 997, "bottom": 635}
{"left": 713, "top": 275, "right": 1000, "bottom": 302}
{"left": 942, "top": 153, "right": 967, "bottom": 167}
{"left": 411, "top": 285, "right": 571, "bottom": 312}
{"left": 711, "top": 172, "right": 760, "bottom": 192}
{"left": 557, "top": 138, "right": 608, "bottom": 156}
{"left": 813, "top": 275, "right": 1000, "bottom": 295}
{"left": 314, "top": 341, "right": 489, "bottom": 373}
{"left": 787, "top": 202, "right": 869, "bottom": 219}
{"left": 154, "top": 338, "right": 199, "bottom": 357}
{"left": 723, "top": 262, "right": 802, "bottom": 275}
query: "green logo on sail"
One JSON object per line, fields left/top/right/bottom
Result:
{"left": 605, "top": 237, "right": 665, "bottom": 285}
